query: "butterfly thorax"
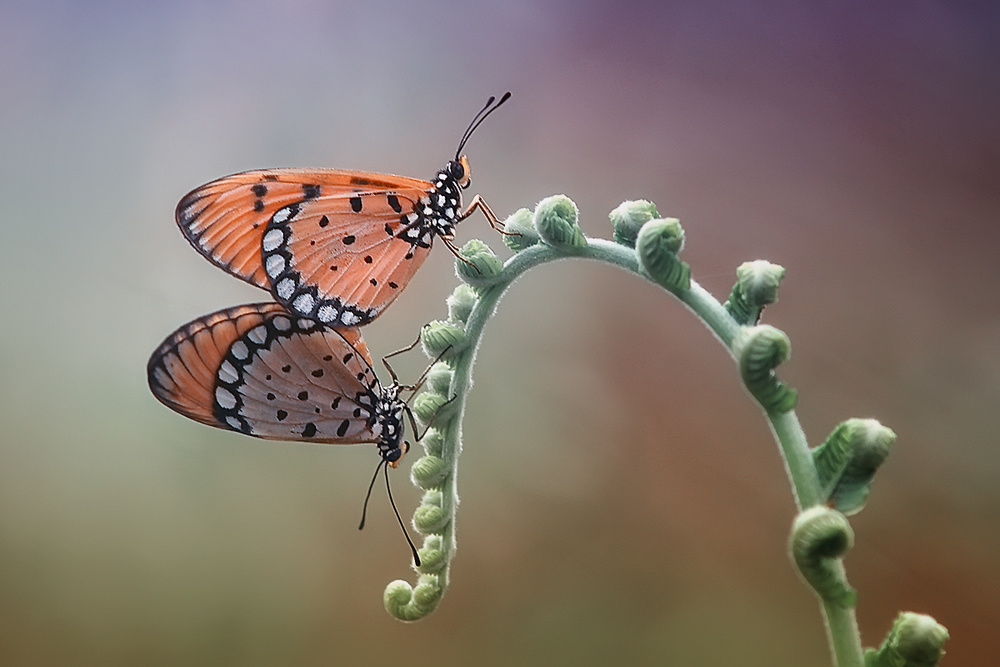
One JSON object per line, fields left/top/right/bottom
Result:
{"left": 371, "top": 383, "right": 407, "bottom": 464}
{"left": 396, "top": 162, "right": 466, "bottom": 248}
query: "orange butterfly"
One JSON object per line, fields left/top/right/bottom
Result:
{"left": 176, "top": 93, "right": 510, "bottom": 327}
{"left": 147, "top": 301, "right": 414, "bottom": 465}
{"left": 147, "top": 301, "right": 437, "bottom": 562}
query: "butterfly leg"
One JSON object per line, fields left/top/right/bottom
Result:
{"left": 384, "top": 332, "right": 423, "bottom": 362}
{"left": 390, "top": 338, "right": 453, "bottom": 393}
{"left": 402, "top": 393, "right": 457, "bottom": 441}
{"left": 410, "top": 342, "right": 452, "bottom": 390}
{"left": 441, "top": 235, "right": 483, "bottom": 274}
{"left": 381, "top": 332, "right": 426, "bottom": 382}
{"left": 459, "top": 195, "right": 520, "bottom": 237}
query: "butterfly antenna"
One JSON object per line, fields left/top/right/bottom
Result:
{"left": 358, "top": 459, "right": 383, "bottom": 531}
{"left": 358, "top": 459, "right": 421, "bottom": 566}
{"left": 384, "top": 461, "right": 421, "bottom": 566}
{"left": 455, "top": 92, "right": 511, "bottom": 158}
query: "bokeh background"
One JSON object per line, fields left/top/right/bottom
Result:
{"left": 2, "top": 1, "right": 998, "bottom": 664}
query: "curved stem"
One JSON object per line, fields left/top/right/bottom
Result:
{"left": 389, "top": 230, "right": 867, "bottom": 666}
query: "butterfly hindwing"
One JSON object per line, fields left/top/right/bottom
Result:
{"left": 262, "top": 189, "right": 436, "bottom": 326}
{"left": 225, "top": 316, "right": 381, "bottom": 443}
{"left": 147, "top": 302, "right": 387, "bottom": 444}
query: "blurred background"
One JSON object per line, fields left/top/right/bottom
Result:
{"left": 2, "top": 1, "right": 998, "bottom": 664}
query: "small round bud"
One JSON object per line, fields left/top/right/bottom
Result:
{"left": 502, "top": 207, "right": 539, "bottom": 251}
{"left": 418, "top": 428, "right": 444, "bottom": 457}
{"left": 456, "top": 239, "right": 504, "bottom": 286}
{"left": 421, "top": 320, "right": 467, "bottom": 357}
{"left": 425, "top": 361, "right": 453, "bottom": 396}
{"left": 610, "top": 199, "right": 659, "bottom": 247}
{"left": 412, "top": 392, "right": 451, "bottom": 428}
{"left": 446, "top": 284, "right": 478, "bottom": 324}
{"left": 413, "top": 491, "right": 448, "bottom": 533}
{"left": 416, "top": 539, "right": 447, "bottom": 574}
{"left": 891, "top": 612, "right": 949, "bottom": 664}
{"left": 533, "top": 195, "right": 586, "bottom": 250}
{"left": 726, "top": 260, "right": 786, "bottom": 324}
{"left": 636, "top": 218, "right": 690, "bottom": 292}
{"left": 411, "top": 574, "right": 443, "bottom": 608}
{"left": 813, "top": 419, "right": 896, "bottom": 515}
{"left": 410, "top": 455, "right": 449, "bottom": 489}
{"left": 737, "top": 260, "right": 785, "bottom": 306}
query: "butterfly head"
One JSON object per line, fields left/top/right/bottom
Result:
{"left": 385, "top": 440, "right": 410, "bottom": 469}
{"left": 447, "top": 155, "right": 472, "bottom": 189}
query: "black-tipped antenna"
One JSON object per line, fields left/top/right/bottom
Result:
{"left": 359, "top": 459, "right": 421, "bottom": 566}
{"left": 383, "top": 462, "right": 420, "bottom": 566}
{"left": 358, "top": 460, "right": 382, "bottom": 531}
{"left": 455, "top": 92, "right": 511, "bottom": 159}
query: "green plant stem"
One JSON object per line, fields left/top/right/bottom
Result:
{"left": 411, "top": 236, "right": 864, "bottom": 666}
{"left": 824, "top": 593, "right": 864, "bottom": 667}
{"left": 767, "top": 391, "right": 862, "bottom": 667}
{"left": 768, "top": 410, "right": 822, "bottom": 509}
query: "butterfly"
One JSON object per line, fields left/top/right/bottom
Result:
{"left": 147, "top": 302, "right": 432, "bottom": 561}
{"left": 175, "top": 93, "right": 511, "bottom": 328}
{"left": 147, "top": 301, "right": 415, "bottom": 465}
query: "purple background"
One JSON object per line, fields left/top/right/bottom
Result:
{"left": 2, "top": 1, "right": 998, "bottom": 664}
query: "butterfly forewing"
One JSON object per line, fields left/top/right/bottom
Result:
{"left": 147, "top": 303, "right": 277, "bottom": 426}
{"left": 176, "top": 168, "right": 432, "bottom": 298}
{"left": 147, "top": 302, "right": 387, "bottom": 444}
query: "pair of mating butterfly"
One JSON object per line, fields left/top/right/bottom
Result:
{"left": 147, "top": 94, "right": 511, "bottom": 560}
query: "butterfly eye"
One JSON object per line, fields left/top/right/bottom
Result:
{"left": 451, "top": 156, "right": 472, "bottom": 188}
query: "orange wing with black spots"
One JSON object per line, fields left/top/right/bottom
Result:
{"left": 147, "top": 302, "right": 410, "bottom": 463}
{"left": 172, "top": 93, "right": 511, "bottom": 326}
{"left": 261, "top": 185, "right": 447, "bottom": 326}
{"left": 176, "top": 168, "right": 432, "bottom": 297}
